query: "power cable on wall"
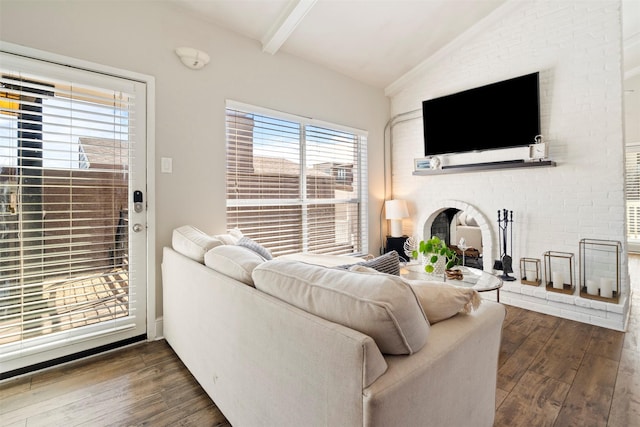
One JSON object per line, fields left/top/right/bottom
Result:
{"left": 379, "top": 108, "right": 422, "bottom": 254}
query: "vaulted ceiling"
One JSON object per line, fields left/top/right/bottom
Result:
{"left": 172, "top": 0, "right": 639, "bottom": 90}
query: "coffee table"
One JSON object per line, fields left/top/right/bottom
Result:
{"left": 401, "top": 264, "right": 503, "bottom": 302}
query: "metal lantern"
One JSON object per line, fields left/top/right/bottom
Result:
{"left": 544, "top": 251, "right": 575, "bottom": 294}
{"left": 520, "top": 258, "right": 541, "bottom": 286}
{"left": 579, "top": 239, "right": 621, "bottom": 302}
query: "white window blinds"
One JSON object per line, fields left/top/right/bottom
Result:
{"left": 0, "top": 52, "right": 143, "bottom": 371}
{"left": 626, "top": 144, "right": 640, "bottom": 241}
{"left": 226, "top": 102, "right": 368, "bottom": 256}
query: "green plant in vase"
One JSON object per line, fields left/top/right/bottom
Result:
{"left": 412, "top": 236, "right": 458, "bottom": 274}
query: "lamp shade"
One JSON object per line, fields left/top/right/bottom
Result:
{"left": 385, "top": 200, "right": 409, "bottom": 220}
{"left": 385, "top": 200, "right": 409, "bottom": 238}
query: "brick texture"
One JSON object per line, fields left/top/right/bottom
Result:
{"left": 388, "top": 0, "right": 628, "bottom": 329}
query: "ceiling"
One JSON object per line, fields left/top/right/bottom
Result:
{"left": 173, "top": 0, "right": 640, "bottom": 90}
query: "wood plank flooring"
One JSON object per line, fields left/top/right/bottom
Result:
{"left": 495, "top": 255, "right": 640, "bottom": 427}
{"left": 1, "top": 257, "right": 639, "bottom": 426}
{"left": 0, "top": 340, "right": 230, "bottom": 427}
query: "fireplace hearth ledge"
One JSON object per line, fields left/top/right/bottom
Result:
{"left": 498, "top": 281, "right": 629, "bottom": 331}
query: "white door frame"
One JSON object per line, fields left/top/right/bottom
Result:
{"left": 0, "top": 41, "right": 157, "bottom": 342}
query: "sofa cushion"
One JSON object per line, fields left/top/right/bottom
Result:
{"left": 253, "top": 260, "right": 429, "bottom": 355}
{"left": 405, "top": 279, "right": 482, "bottom": 324}
{"left": 336, "top": 251, "right": 400, "bottom": 275}
{"left": 276, "top": 253, "right": 365, "bottom": 267}
{"left": 204, "top": 245, "right": 265, "bottom": 286}
{"left": 172, "top": 225, "right": 223, "bottom": 263}
{"left": 237, "top": 236, "right": 273, "bottom": 260}
{"left": 214, "top": 233, "right": 239, "bottom": 245}
{"left": 229, "top": 227, "right": 244, "bottom": 240}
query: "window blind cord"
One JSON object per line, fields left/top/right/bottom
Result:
{"left": 380, "top": 108, "right": 421, "bottom": 254}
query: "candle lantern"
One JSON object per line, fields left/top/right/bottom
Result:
{"left": 544, "top": 251, "right": 575, "bottom": 294}
{"left": 579, "top": 239, "right": 621, "bottom": 302}
{"left": 520, "top": 257, "right": 541, "bottom": 286}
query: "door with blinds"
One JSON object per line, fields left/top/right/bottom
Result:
{"left": 0, "top": 52, "right": 147, "bottom": 375}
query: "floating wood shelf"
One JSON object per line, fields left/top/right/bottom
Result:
{"left": 413, "top": 160, "right": 556, "bottom": 175}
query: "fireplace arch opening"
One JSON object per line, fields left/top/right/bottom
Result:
{"left": 418, "top": 200, "right": 494, "bottom": 272}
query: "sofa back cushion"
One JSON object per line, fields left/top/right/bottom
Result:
{"left": 204, "top": 245, "right": 265, "bottom": 286}
{"left": 253, "top": 260, "right": 429, "bottom": 355}
{"left": 172, "top": 225, "right": 223, "bottom": 263}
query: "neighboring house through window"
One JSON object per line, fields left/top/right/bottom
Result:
{"left": 225, "top": 101, "right": 368, "bottom": 256}
{"left": 0, "top": 50, "right": 148, "bottom": 375}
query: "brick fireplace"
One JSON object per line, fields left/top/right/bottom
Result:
{"left": 418, "top": 200, "right": 629, "bottom": 331}
{"left": 389, "top": 1, "right": 629, "bottom": 331}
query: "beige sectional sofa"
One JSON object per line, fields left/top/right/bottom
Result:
{"left": 162, "top": 226, "right": 506, "bottom": 427}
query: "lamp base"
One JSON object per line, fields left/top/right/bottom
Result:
{"left": 389, "top": 220, "right": 403, "bottom": 238}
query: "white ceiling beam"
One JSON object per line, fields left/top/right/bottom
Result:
{"left": 261, "top": 0, "right": 317, "bottom": 55}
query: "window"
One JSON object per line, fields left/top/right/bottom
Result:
{"left": 225, "top": 102, "right": 368, "bottom": 256}
{"left": 626, "top": 144, "right": 640, "bottom": 244}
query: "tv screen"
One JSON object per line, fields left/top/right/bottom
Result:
{"left": 422, "top": 72, "right": 540, "bottom": 157}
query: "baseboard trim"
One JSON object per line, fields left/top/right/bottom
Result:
{"left": 155, "top": 316, "right": 164, "bottom": 339}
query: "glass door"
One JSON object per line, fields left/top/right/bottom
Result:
{"left": 0, "top": 52, "right": 147, "bottom": 375}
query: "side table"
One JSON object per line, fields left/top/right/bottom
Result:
{"left": 385, "top": 236, "right": 409, "bottom": 261}
{"left": 401, "top": 264, "right": 503, "bottom": 302}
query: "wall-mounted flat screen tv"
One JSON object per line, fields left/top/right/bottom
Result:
{"left": 422, "top": 72, "right": 540, "bottom": 156}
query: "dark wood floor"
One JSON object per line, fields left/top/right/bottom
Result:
{"left": 0, "top": 340, "right": 230, "bottom": 427}
{"left": 495, "top": 306, "right": 636, "bottom": 426}
{"left": 2, "top": 259, "right": 639, "bottom": 426}
{"left": 495, "top": 255, "right": 640, "bottom": 427}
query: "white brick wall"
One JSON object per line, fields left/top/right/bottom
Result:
{"left": 388, "top": 0, "right": 629, "bottom": 330}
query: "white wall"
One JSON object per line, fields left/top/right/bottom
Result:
{"left": 0, "top": 1, "right": 389, "bottom": 322}
{"left": 388, "top": 0, "right": 628, "bottom": 329}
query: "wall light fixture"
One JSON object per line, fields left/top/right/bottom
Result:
{"left": 175, "top": 47, "right": 210, "bottom": 70}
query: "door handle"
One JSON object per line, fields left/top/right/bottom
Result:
{"left": 132, "top": 223, "right": 144, "bottom": 233}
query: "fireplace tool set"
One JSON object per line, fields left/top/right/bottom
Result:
{"left": 494, "top": 209, "right": 516, "bottom": 281}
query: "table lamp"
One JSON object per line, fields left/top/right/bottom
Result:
{"left": 385, "top": 199, "right": 409, "bottom": 237}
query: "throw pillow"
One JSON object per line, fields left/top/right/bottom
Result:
{"left": 405, "top": 279, "right": 481, "bottom": 324}
{"left": 229, "top": 227, "right": 244, "bottom": 240}
{"left": 348, "top": 264, "right": 379, "bottom": 273}
{"left": 237, "top": 236, "right": 273, "bottom": 260}
{"left": 253, "top": 260, "right": 429, "bottom": 355}
{"left": 336, "top": 250, "right": 400, "bottom": 275}
{"left": 172, "top": 225, "right": 223, "bottom": 263}
{"left": 465, "top": 213, "right": 479, "bottom": 227}
{"left": 204, "top": 244, "right": 266, "bottom": 286}
{"left": 214, "top": 232, "right": 240, "bottom": 245}
{"left": 458, "top": 211, "right": 467, "bottom": 226}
